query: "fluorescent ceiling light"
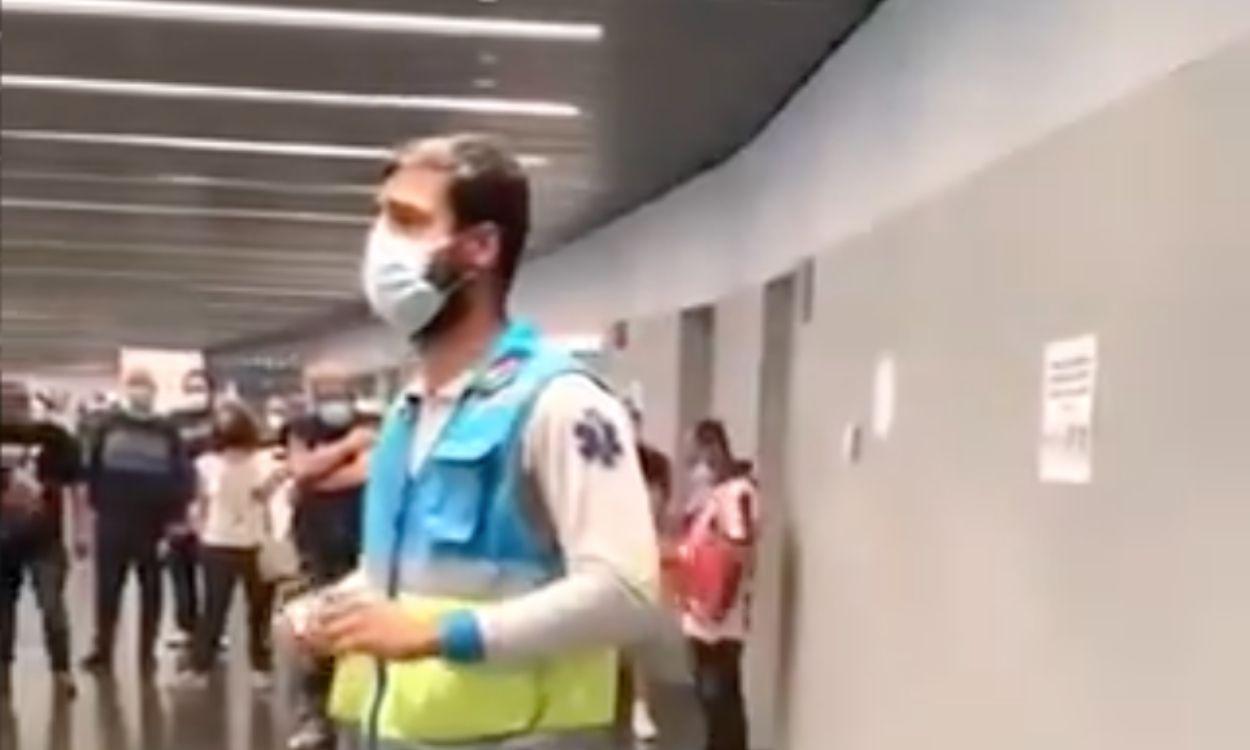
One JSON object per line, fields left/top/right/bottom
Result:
{"left": 1, "top": 129, "right": 551, "bottom": 167}
{"left": 2, "top": 74, "right": 581, "bottom": 118}
{"left": 1, "top": 0, "right": 603, "bottom": 41}
{"left": 194, "top": 283, "right": 355, "bottom": 300}
{"left": 4, "top": 237, "right": 357, "bottom": 263}
{"left": 2, "top": 197, "right": 370, "bottom": 225}
{"left": 2, "top": 266, "right": 185, "bottom": 282}
{"left": 1, "top": 169, "right": 373, "bottom": 196}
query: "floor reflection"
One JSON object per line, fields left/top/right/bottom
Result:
{"left": 4, "top": 566, "right": 290, "bottom": 750}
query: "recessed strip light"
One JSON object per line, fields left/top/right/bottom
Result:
{"left": 3, "top": 171, "right": 370, "bottom": 198}
{"left": 2, "top": 197, "right": 370, "bottom": 225}
{"left": 3, "top": 266, "right": 186, "bottom": 282}
{"left": 1, "top": 169, "right": 374, "bottom": 197}
{"left": 1, "top": 129, "right": 551, "bottom": 168}
{"left": 194, "top": 283, "right": 356, "bottom": 300}
{"left": 1, "top": 0, "right": 603, "bottom": 42}
{"left": 2, "top": 74, "right": 581, "bottom": 118}
{"left": 156, "top": 174, "right": 372, "bottom": 195}
{"left": 4, "top": 237, "right": 357, "bottom": 263}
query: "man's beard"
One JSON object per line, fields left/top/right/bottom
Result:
{"left": 412, "top": 283, "right": 472, "bottom": 346}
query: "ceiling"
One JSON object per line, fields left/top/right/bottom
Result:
{"left": 1, "top": 0, "right": 880, "bottom": 374}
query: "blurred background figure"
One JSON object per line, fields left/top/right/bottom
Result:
{"left": 681, "top": 420, "right": 760, "bottom": 750}
{"left": 1, "top": 378, "right": 86, "bottom": 700}
{"left": 165, "top": 368, "right": 218, "bottom": 652}
{"left": 624, "top": 398, "right": 706, "bottom": 750}
{"left": 169, "top": 400, "right": 285, "bottom": 691}
{"left": 264, "top": 395, "right": 292, "bottom": 450}
{"left": 283, "top": 364, "right": 375, "bottom": 750}
{"left": 80, "top": 369, "right": 193, "bottom": 679}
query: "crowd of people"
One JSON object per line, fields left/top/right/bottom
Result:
{"left": 1, "top": 365, "right": 380, "bottom": 750}
{"left": 1, "top": 134, "right": 763, "bottom": 750}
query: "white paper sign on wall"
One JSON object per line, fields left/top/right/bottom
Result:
{"left": 1039, "top": 334, "right": 1098, "bottom": 484}
{"left": 872, "top": 353, "right": 897, "bottom": 440}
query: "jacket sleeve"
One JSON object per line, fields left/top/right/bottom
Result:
{"left": 441, "top": 374, "right": 661, "bottom": 664}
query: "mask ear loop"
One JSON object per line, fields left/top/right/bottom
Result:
{"left": 425, "top": 222, "right": 495, "bottom": 295}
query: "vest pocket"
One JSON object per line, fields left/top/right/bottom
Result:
{"left": 419, "top": 437, "right": 498, "bottom": 545}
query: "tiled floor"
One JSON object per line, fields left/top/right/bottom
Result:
{"left": 1, "top": 562, "right": 707, "bottom": 750}
{"left": 1, "top": 562, "right": 293, "bottom": 750}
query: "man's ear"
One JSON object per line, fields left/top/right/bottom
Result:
{"left": 462, "top": 223, "right": 502, "bottom": 274}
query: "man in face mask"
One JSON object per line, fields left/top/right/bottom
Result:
{"left": 80, "top": 369, "right": 193, "bottom": 677}
{"left": 284, "top": 364, "right": 375, "bottom": 750}
{"left": 293, "top": 134, "right": 660, "bottom": 750}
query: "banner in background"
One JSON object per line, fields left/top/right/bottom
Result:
{"left": 119, "top": 348, "right": 206, "bottom": 414}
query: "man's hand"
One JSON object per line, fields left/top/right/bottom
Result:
{"left": 289, "top": 426, "right": 375, "bottom": 489}
{"left": 309, "top": 598, "right": 440, "bottom": 661}
{"left": 1, "top": 473, "right": 42, "bottom": 517}
{"left": 72, "top": 532, "right": 91, "bottom": 561}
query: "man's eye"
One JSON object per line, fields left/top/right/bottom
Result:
{"left": 386, "top": 205, "right": 426, "bottom": 232}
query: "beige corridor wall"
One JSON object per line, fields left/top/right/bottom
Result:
{"left": 712, "top": 288, "right": 764, "bottom": 462}
{"left": 605, "top": 313, "right": 682, "bottom": 461}
{"left": 780, "top": 40, "right": 1250, "bottom": 750}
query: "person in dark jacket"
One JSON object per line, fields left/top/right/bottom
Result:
{"left": 80, "top": 369, "right": 193, "bottom": 677}
{"left": 1, "top": 379, "right": 86, "bottom": 700}
{"left": 165, "top": 368, "right": 216, "bottom": 649}
{"left": 284, "top": 364, "right": 375, "bottom": 750}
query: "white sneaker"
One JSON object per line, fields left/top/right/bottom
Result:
{"left": 287, "top": 720, "right": 334, "bottom": 750}
{"left": 632, "top": 697, "right": 658, "bottom": 742}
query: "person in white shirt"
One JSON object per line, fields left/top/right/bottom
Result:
{"left": 172, "top": 401, "right": 286, "bottom": 688}
{"left": 681, "top": 419, "right": 760, "bottom": 750}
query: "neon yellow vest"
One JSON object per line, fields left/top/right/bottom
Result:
{"left": 329, "top": 598, "right": 617, "bottom": 743}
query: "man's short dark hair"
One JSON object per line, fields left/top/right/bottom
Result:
{"left": 383, "top": 134, "right": 531, "bottom": 293}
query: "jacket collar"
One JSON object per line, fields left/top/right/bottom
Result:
{"left": 403, "top": 319, "right": 541, "bottom": 406}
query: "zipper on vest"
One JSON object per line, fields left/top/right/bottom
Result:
{"left": 365, "top": 392, "right": 469, "bottom": 749}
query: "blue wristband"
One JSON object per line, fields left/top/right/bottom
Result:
{"left": 438, "top": 610, "right": 486, "bottom": 663}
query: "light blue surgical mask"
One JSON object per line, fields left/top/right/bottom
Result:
{"left": 361, "top": 218, "right": 453, "bottom": 336}
{"left": 316, "top": 400, "right": 354, "bottom": 429}
{"left": 125, "top": 386, "right": 156, "bottom": 415}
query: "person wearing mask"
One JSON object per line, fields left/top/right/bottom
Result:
{"left": 169, "top": 401, "right": 285, "bottom": 689}
{"left": 282, "top": 134, "right": 659, "bottom": 750}
{"left": 80, "top": 369, "right": 193, "bottom": 677}
{"left": 263, "top": 395, "right": 291, "bottom": 450}
{"left": 166, "top": 367, "right": 216, "bottom": 651}
{"left": 284, "top": 366, "right": 375, "bottom": 750}
{"left": 683, "top": 423, "right": 722, "bottom": 533}
{"left": 680, "top": 420, "right": 760, "bottom": 750}
{"left": 1, "top": 380, "right": 86, "bottom": 700}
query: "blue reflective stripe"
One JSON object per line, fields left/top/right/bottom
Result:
{"left": 438, "top": 610, "right": 486, "bottom": 663}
